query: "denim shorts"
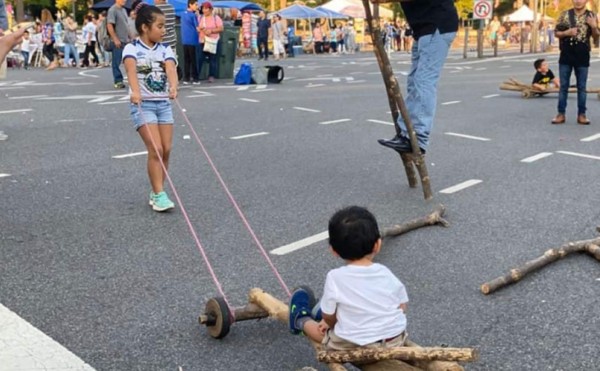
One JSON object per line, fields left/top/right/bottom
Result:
{"left": 130, "top": 100, "right": 174, "bottom": 130}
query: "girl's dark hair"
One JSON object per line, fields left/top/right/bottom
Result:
{"left": 328, "top": 206, "right": 381, "bottom": 260}
{"left": 135, "top": 3, "right": 164, "bottom": 34}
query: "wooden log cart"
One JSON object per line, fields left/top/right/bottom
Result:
{"left": 499, "top": 78, "right": 600, "bottom": 99}
{"left": 199, "top": 206, "right": 480, "bottom": 370}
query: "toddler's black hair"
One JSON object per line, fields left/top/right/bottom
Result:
{"left": 328, "top": 206, "right": 381, "bottom": 260}
{"left": 534, "top": 58, "right": 545, "bottom": 70}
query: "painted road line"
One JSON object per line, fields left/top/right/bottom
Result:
{"left": 483, "top": 94, "right": 500, "bottom": 98}
{"left": 9, "top": 95, "right": 48, "bottom": 100}
{"left": 88, "top": 96, "right": 115, "bottom": 103}
{"left": 0, "top": 303, "right": 96, "bottom": 371}
{"left": 240, "top": 98, "right": 260, "bottom": 103}
{"left": 306, "top": 84, "right": 325, "bottom": 88}
{"left": 270, "top": 231, "right": 328, "bottom": 255}
{"left": 250, "top": 88, "right": 275, "bottom": 93}
{"left": 0, "top": 174, "right": 11, "bottom": 178}
{"left": 581, "top": 133, "right": 600, "bottom": 142}
{"left": 521, "top": 152, "right": 553, "bottom": 163}
{"left": 236, "top": 86, "right": 250, "bottom": 91}
{"left": 500, "top": 65, "right": 511, "bottom": 69}
{"left": 0, "top": 109, "right": 33, "bottom": 114}
{"left": 444, "top": 132, "right": 491, "bottom": 141}
{"left": 230, "top": 132, "right": 269, "bottom": 140}
{"left": 475, "top": 67, "right": 486, "bottom": 71}
{"left": 439, "top": 179, "right": 482, "bottom": 194}
{"left": 347, "top": 80, "right": 366, "bottom": 84}
{"left": 556, "top": 151, "right": 600, "bottom": 161}
{"left": 112, "top": 151, "right": 148, "bottom": 159}
{"left": 367, "top": 119, "right": 394, "bottom": 126}
{"left": 78, "top": 70, "right": 99, "bottom": 78}
{"left": 441, "top": 101, "right": 461, "bottom": 105}
{"left": 99, "top": 101, "right": 129, "bottom": 105}
{"left": 293, "top": 106, "right": 321, "bottom": 113}
{"left": 0, "top": 87, "right": 24, "bottom": 90}
{"left": 320, "top": 118, "right": 352, "bottom": 125}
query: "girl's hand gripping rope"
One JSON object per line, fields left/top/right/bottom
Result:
{"left": 169, "top": 86, "right": 177, "bottom": 100}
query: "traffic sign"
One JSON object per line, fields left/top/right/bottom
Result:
{"left": 473, "top": 0, "right": 493, "bottom": 20}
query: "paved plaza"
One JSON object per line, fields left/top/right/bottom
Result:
{"left": 1, "top": 49, "right": 600, "bottom": 370}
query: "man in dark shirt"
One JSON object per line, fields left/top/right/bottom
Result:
{"left": 256, "top": 11, "right": 270, "bottom": 60}
{"left": 378, "top": 0, "right": 458, "bottom": 154}
{"left": 551, "top": 0, "right": 598, "bottom": 125}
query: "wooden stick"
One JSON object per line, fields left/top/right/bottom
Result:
{"left": 360, "top": 0, "right": 433, "bottom": 200}
{"left": 248, "top": 288, "right": 348, "bottom": 371}
{"left": 404, "top": 340, "right": 464, "bottom": 371}
{"left": 381, "top": 204, "right": 449, "bottom": 239}
{"left": 317, "top": 346, "right": 478, "bottom": 363}
{"left": 481, "top": 237, "right": 600, "bottom": 294}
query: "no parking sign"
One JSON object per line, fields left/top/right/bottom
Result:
{"left": 473, "top": 0, "right": 493, "bottom": 20}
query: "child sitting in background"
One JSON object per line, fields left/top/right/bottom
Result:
{"left": 289, "top": 206, "right": 409, "bottom": 351}
{"left": 532, "top": 58, "right": 560, "bottom": 91}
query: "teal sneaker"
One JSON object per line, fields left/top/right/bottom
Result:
{"left": 289, "top": 286, "right": 315, "bottom": 335}
{"left": 151, "top": 191, "right": 174, "bottom": 212}
{"left": 149, "top": 191, "right": 155, "bottom": 206}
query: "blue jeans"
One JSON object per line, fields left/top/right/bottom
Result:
{"left": 111, "top": 42, "right": 124, "bottom": 83}
{"left": 558, "top": 64, "right": 588, "bottom": 115}
{"left": 397, "top": 30, "right": 456, "bottom": 150}
{"left": 0, "top": 0, "right": 7, "bottom": 31}
{"left": 63, "top": 43, "right": 79, "bottom": 66}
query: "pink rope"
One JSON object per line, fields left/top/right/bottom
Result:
{"left": 173, "top": 98, "right": 292, "bottom": 298}
{"left": 137, "top": 102, "right": 235, "bottom": 316}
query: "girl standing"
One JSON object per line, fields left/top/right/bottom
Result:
{"left": 40, "top": 9, "right": 58, "bottom": 70}
{"left": 123, "top": 3, "right": 178, "bottom": 212}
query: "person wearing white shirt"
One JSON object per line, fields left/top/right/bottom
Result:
{"left": 82, "top": 15, "right": 99, "bottom": 67}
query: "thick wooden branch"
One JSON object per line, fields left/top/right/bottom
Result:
{"left": 381, "top": 205, "right": 449, "bottom": 239}
{"left": 360, "top": 0, "right": 432, "bottom": 200}
{"left": 248, "top": 288, "right": 347, "bottom": 371}
{"left": 317, "top": 346, "right": 478, "bottom": 364}
{"left": 481, "top": 237, "right": 600, "bottom": 295}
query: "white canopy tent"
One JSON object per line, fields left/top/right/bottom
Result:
{"left": 320, "top": 0, "right": 393, "bottom": 19}
{"left": 504, "top": 5, "right": 554, "bottom": 23}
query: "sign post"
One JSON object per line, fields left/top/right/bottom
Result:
{"left": 473, "top": 0, "right": 493, "bottom": 58}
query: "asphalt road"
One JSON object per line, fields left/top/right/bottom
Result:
{"left": 1, "top": 48, "right": 600, "bottom": 371}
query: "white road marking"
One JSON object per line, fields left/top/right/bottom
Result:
{"left": 439, "top": 179, "right": 482, "bottom": 194}
{"left": 521, "top": 152, "right": 553, "bottom": 163}
{"left": 99, "top": 101, "right": 129, "bottom": 105}
{"left": 293, "top": 106, "right": 321, "bottom": 113}
{"left": 320, "top": 118, "right": 352, "bottom": 125}
{"left": 236, "top": 86, "right": 250, "bottom": 91}
{"left": 186, "top": 91, "right": 215, "bottom": 97}
{"left": 441, "top": 101, "right": 461, "bottom": 105}
{"left": 449, "top": 70, "right": 461, "bottom": 74}
{"left": 0, "top": 87, "right": 24, "bottom": 90}
{"left": 444, "top": 132, "right": 491, "bottom": 141}
{"left": 349, "top": 71, "right": 364, "bottom": 75}
{"left": 270, "top": 231, "right": 328, "bottom": 255}
{"left": 112, "top": 151, "right": 148, "bottom": 159}
{"left": 255, "top": 84, "right": 268, "bottom": 89}
{"left": 0, "top": 174, "right": 11, "bottom": 178}
{"left": 78, "top": 70, "right": 100, "bottom": 78}
{"left": 88, "top": 96, "right": 115, "bottom": 103}
{"left": 250, "top": 88, "right": 275, "bottom": 93}
{"left": 96, "top": 90, "right": 120, "bottom": 94}
{"left": 0, "top": 303, "right": 96, "bottom": 371}
{"left": 367, "top": 119, "right": 394, "bottom": 126}
{"left": 240, "top": 98, "right": 260, "bottom": 103}
{"left": 556, "top": 151, "right": 600, "bottom": 161}
{"left": 483, "top": 94, "right": 499, "bottom": 98}
{"left": 580, "top": 133, "right": 600, "bottom": 142}
{"left": 347, "top": 80, "right": 366, "bottom": 84}
{"left": 64, "top": 76, "right": 84, "bottom": 80}
{"left": 306, "top": 83, "right": 325, "bottom": 88}
{"left": 230, "top": 132, "right": 269, "bottom": 140}
{"left": 8, "top": 95, "right": 48, "bottom": 99}
{"left": 0, "top": 109, "right": 33, "bottom": 114}
{"left": 475, "top": 67, "right": 486, "bottom": 71}
{"left": 500, "top": 65, "right": 511, "bottom": 69}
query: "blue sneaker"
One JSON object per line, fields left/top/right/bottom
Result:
{"left": 312, "top": 304, "right": 322, "bottom": 321}
{"left": 289, "top": 287, "right": 312, "bottom": 335}
{"left": 151, "top": 191, "right": 175, "bottom": 212}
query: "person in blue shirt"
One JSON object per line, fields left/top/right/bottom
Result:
{"left": 181, "top": 0, "right": 200, "bottom": 84}
{"left": 287, "top": 25, "right": 295, "bottom": 57}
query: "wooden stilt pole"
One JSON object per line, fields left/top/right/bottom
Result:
{"left": 317, "top": 346, "right": 478, "bottom": 364}
{"left": 360, "top": 0, "right": 432, "bottom": 200}
{"left": 381, "top": 204, "right": 449, "bottom": 239}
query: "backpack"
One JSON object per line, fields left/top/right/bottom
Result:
{"left": 559, "top": 9, "right": 596, "bottom": 51}
{"left": 234, "top": 62, "right": 252, "bottom": 85}
{"left": 97, "top": 17, "right": 112, "bottom": 51}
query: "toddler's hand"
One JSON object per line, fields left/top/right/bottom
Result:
{"left": 317, "top": 320, "right": 329, "bottom": 334}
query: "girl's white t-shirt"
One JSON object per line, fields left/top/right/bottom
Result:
{"left": 320, "top": 263, "right": 408, "bottom": 346}
{"left": 83, "top": 22, "right": 97, "bottom": 42}
{"left": 122, "top": 39, "right": 176, "bottom": 100}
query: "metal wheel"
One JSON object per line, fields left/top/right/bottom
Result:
{"left": 201, "top": 297, "right": 232, "bottom": 339}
